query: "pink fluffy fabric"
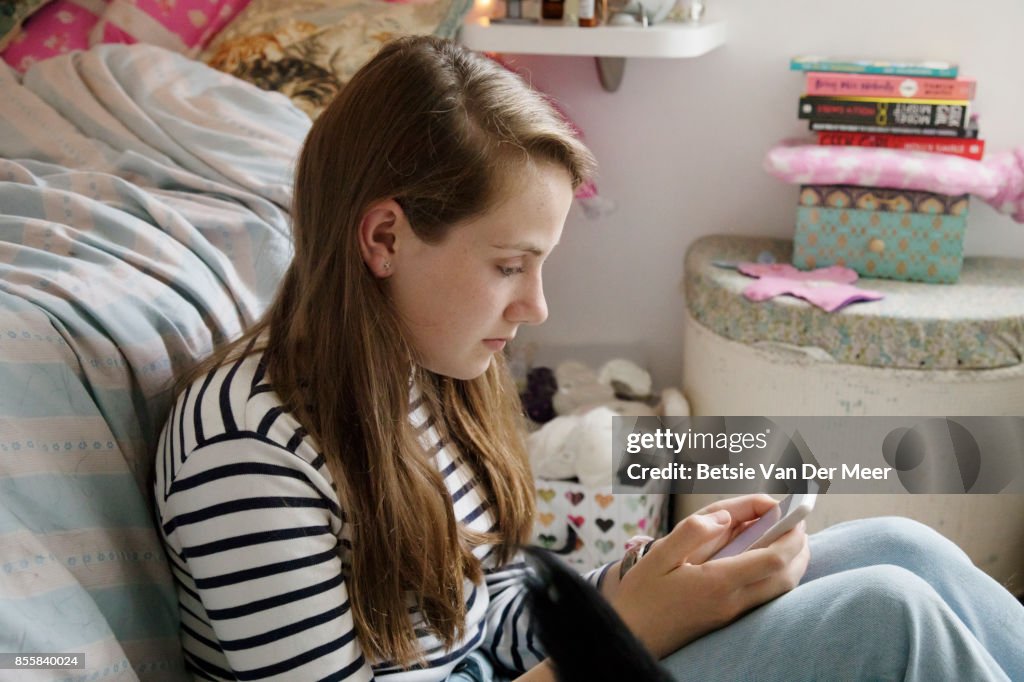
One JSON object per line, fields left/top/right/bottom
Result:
{"left": 764, "top": 141, "right": 1024, "bottom": 223}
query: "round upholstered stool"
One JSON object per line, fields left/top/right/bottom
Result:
{"left": 678, "top": 235, "right": 1024, "bottom": 592}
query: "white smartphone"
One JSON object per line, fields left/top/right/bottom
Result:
{"left": 710, "top": 486, "right": 817, "bottom": 560}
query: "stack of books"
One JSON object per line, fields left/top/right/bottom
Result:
{"left": 790, "top": 56, "right": 984, "bottom": 161}
{"left": 783, "top": 57, "right": 979, "bottom": 284}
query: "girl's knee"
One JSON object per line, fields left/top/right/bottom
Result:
{"left": 826, "top": 566, "right": 1002, "bottom": 680}
{"left": 859, "top": 515, "right": 939, "bottom": 542}
{"left": 811, "top": 566, "right": 948, "bottom": 677}
{"left": 832, "top": 565, "right": 967, "bottom": 652}
{"left": 843, "top": 564, "right": 938, "bottom": 611}
{"left": 832, "top": 516, "right": 968, "bottom": 563}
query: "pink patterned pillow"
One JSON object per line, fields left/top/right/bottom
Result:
{"left": 764, "top": 141, "right": 1024, "bottom": 224}
{"left": 764, "top": 141, "right": 1002, "bottom": 197}
{"left": 90, "top": 0, "right": 250, "bottom": 55}
{"left": 0, "top": 0, "right": 250, "bottom": 72}
{"left": 1, "top": 0, "right": 103, "bottom": 73}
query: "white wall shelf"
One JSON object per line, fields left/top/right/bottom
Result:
{"left": 459, "top": 17, "right": 726, "bottom": 91}
{"left": 459, "top": 17, "right": 726, "bottom": 59}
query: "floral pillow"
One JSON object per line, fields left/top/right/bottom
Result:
{"left": 201, "top": 0, "right": 473, "bottom": 118}
{"left": 198, "top": 0, "right": 614, "bottom": 217}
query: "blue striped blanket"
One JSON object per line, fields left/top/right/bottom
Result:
{"left": 0, "top": 44, "right": 310, "bottom": 680}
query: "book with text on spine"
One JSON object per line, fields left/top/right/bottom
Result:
{"left": 799, "top": 96, "right": 969, "bottom": 132}
{"left": 790, "top": 56, "right": 958, "bottom": 78}
{"left": 809, "top": 121, "right": 979, "bottom": 139}
{"left": 816, "top": 131, "right": 985, "bottom": 160}
{"left": 805, "top": 72, "right": 975, "bottom": 100}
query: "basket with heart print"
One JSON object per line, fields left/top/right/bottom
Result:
{"left": 532, "top": 479, "right": 668, "bottom": 572}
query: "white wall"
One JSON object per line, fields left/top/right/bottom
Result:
{"left": 502, "top": 0, "right": 1024, "bottom": 389}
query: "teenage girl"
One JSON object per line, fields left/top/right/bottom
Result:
{"left": 154, "top": 35, "right": 1024, "bottom": 681}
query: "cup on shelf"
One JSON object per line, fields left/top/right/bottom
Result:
{"left": 678, "top": 0, "right": 705, "bottom": 23}
{"left": 620, "top": 0, "right": 675, "bottom": 24}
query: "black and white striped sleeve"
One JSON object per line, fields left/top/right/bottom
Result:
{"left": 481, "top": 554, "right": 546, "bottom": 675}
{"left": 162, "top": 435, "right": 373, "bottom": 681}
{"left": 482, "top": 553, "right": 618, "bottom": 675}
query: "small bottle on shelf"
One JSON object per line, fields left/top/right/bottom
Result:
{"left": 542, "top": 0, "right": 565, "bottom": 19}
{"left": 578, "top": 0, "right": 597, "bottom": 26}
{"left": 564, "top": 0, "right": 579, "bottom": 21}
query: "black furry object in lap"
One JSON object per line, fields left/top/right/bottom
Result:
{"left": 521, "top": 546, "right": 673, "bottom": 682}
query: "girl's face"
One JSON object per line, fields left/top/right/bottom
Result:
{"left": 389, "top": 161, "right": 574, "bottom": 380}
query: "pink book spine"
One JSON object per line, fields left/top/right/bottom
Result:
{"left": 805, "top": 72, "right": 976, "bottom": 100}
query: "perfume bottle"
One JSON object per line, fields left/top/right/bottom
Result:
{"left": 542, "top": 0, "right": 564, "bottom": 19}
{"left": 578, "top": 0, "right": 597, "bottom": 26}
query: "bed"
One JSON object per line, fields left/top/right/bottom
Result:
{"left": 0, "top": 0, "right": 471, "bottom": 677}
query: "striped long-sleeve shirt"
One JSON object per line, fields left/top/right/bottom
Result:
{"left": 154, "top": 351, "right": 607, "bottom": 681}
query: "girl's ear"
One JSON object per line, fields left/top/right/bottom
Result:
{"left": 358, "top": 199, "right": 407, "bottom": 278}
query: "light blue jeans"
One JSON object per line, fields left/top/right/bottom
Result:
{"left": 450, "top": 517, "right": 1024, "bottom": 681}
{"left": 659, "top": 516, "right": 1024, "bottom": 681}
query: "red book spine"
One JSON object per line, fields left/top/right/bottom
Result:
{"left": 805, "top": 72, "right": 976, "bottom": 100}
{"left": 816, "top": 131, "right": 985, "bottom": 160}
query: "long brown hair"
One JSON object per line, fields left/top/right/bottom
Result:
{"left": 184, "top": 36, "right": 595, "bottom": 667}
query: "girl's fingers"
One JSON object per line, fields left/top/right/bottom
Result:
{"left": 709, "top": 522, "right": 808, "bottom": 585}
{"left": 642, "top": 510, "right": 733, "bottom": 574}
{"left": 726, "top": 517, "right": 759, "bottom": 543}
{"left": 734, "top": 541, "right": 811, "bottom": 613}
{"left": 697, "top": 494, "right": 780, "bottom": 525}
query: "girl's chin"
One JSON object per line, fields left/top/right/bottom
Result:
{"left": 422, "top": 354, "right": 494, "bottom": 381}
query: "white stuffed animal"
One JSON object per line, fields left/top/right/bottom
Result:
{"left": 527, "top": 406, "right": 618, "bottom": 489}
{"left": 527, "top": 383, "right": 690, "bottom": 488}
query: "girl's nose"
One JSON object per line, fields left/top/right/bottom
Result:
{"left": 506, "top": 274, "right": 548, "bottom": 325}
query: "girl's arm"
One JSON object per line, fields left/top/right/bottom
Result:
{"left": 515, "top": 660, "right": 558, "bottom": 681}
{"left": 481, "top": 558, "right": 547, "bottom": 671}
{"left": 160, "top": 437, "right": 374, "bottom": 680}
{"left": 596, "top": 559, "right": 624, "bottom": 602}
{"left": 482, "top": 554, "right": 621, "bottom": 673}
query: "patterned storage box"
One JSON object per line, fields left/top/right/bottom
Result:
{"left": 794, "top": 185, "right": 969, "bottom": 284}
{"left": 532, "top": 480, "right": 667, "bottom": 573}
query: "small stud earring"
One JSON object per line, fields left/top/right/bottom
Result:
{"left": 382, "top": 261, "right": 391, "bottom": 271}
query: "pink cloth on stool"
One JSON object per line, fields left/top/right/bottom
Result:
{"left": 763, "top": 141, "right": 1024, "bottom": 223}
{"left": 738, "top": 263, "right": 885, "bottom": 312}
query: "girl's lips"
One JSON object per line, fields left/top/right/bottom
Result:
{"left": 483, "top": 339, "right": 507, "bottom": 351}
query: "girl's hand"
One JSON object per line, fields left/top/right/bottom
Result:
{"left": 611, "top": 496, "right": 810, "bottom": 659}
{"left": 695, "top": 494, "right": 785, "bottom": 543}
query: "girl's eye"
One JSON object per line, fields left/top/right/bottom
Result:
{"left": 498, "top": 264, "right": 526, "bottom": 277}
